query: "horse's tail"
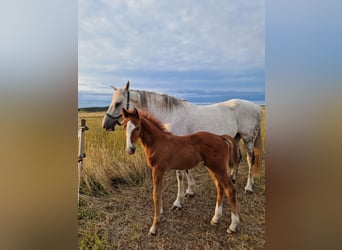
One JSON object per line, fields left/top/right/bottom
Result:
{"left": 253, "top": 128, "right": 263, "bottom": 177}
{"left": 222, "top": 135, "right": 241, "bottom": 167}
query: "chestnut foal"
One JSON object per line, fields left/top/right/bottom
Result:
{"left": 122, "top": 108, "right": 241, "bottom": 235}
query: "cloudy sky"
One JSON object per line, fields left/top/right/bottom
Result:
{"left": 78, "top": 0, "right": 264, "bottom": 107}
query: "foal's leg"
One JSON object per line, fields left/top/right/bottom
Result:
{"left": 215, "top": 169, "right": 239, "bottom": 234}
{"left": 206, "top": 168, "right": 224, "bottom": 225}
{"left": 171, "top": 170, "right": 185, "bottom": 210}
{"left": 244, "top": 140, "right": 255, "bottom": 193}
{"left": 149, "top": 168, "right": 165, "bottom": 235}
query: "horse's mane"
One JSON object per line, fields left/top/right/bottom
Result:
{"left": 139, "top": 111, "right": 171, "bottom": 134}
{"left": 133, "top": 90, "right": 187, "bottom": 111}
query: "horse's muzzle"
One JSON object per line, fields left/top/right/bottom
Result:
{"left": 102, "top": 118, "right": 116, "bottom": 131}
{"left": 103, "top": 125, "right": 115, "bottom": 131}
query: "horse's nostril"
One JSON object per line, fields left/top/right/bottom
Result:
{"left": 126, "top": 147, "right": 136, "bottom": 155}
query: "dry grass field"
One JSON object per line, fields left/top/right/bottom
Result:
{"left": 78, "top": 107, "right": 265, "bottom": 249}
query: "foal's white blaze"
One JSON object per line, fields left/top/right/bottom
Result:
{"left": 126, "top": 121, "right": 136, "bottom": 154}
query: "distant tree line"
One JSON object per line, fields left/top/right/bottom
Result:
{"left": 78, "top": 106, "right": 109, "bottom": 112}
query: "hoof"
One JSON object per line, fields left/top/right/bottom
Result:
{"left": 148, "top": 231, "right": 156, "bottom": 236}
{"left": 227, "top": 228, "right": 236, "bottom": 234}
{"left": 171, "top": 200, "right": 182, "bottom": 211}
{"left": 185, "top": 193, "right": 194, "bottom": 198}
{"left": 211, "top": 219, "right": 218, "bottom": 225}
{"left": 148, "top": 227, "right": 157, "bottom": 236}
{"left": 170, "top": 205, "right": 182, "bottom": 211}
{"left": 244, "top": 189, "right": 253, "bottom": 194}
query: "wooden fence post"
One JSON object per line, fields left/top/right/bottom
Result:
{"left": 78, "top": 119, "right": 88, "bottom": 205}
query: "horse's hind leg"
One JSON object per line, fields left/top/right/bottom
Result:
{"left": 206, "top": 168, "right": 224, "bottom": 225}
{"left": 171, "top": 170, "right": 185, "bottom": 210}
{"left": 215, "top": 169, "right": 239, "bottom": 233}
{"left": 185, "top": 169, "right": 195, "bottom": 197}
{"left": 244, "top": 140, "right": 255, "bottom": 193}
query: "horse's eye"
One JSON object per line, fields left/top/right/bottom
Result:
{"left": 115, "top": 101, "right": 122, "bottom": 108}
{"left": 136, "top": 126, "right": 140, "bottom": 131}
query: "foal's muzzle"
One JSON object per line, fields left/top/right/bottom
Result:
{"left": 126, "top": 146, "right": 136, "bottom": 155}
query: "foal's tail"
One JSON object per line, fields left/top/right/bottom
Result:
{"left": 222, "top": 135, "right": 241, "bottom": 168}
{"left": 253, "top": 128, "right": 263, "bottom": 177}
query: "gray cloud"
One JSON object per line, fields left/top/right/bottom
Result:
{"left": 79, "top": 0, "right": 264, "bottom": 105}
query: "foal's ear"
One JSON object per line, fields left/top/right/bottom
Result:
{"left": 122, "top": 108, "right": 129, "bottom": 118}
{"left": 133, "top": 107, "right": 139, "bottom": 118}
{"left": 110, "top": 85, "right": 117, "bottom": 91}
{"left": 124, "top": 81, "right": 130, "bottom": 91}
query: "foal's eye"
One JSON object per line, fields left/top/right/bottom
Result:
{"left": 136, "top": 126, "right": 140, "bottom": 131}
{"left": 115, "top": 101, "right": 122, "bottom": 108}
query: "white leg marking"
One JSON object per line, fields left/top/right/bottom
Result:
{"left": 149, "top": 224, "right": 157, "bottom": 235}
{"left": 245, "top": 177, "right": 253, "bottom": 193}
{"left": 211, "top": 202, "right": 223, "bottom": 225}
{"left": 228, "top": 213, "right": 240, "bottom": 233}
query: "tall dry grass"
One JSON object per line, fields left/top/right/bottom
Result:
{"left": 78, "top": 112, "right": 150, "bottom": 195}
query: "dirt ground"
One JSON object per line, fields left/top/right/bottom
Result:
{"left": 78, "top": 158, "right": 265, "bottom": 250}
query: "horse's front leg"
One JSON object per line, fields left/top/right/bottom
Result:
{"left": 171, "top": 170, "right": 185, "bottom": 210}
{"left": 185, "top": 169, "right": 195, "bottom": 197}
{"left": 149, "top": 168, "right": 164, "bottom": 235}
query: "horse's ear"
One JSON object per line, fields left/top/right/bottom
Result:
{"left": 133, "top": 107, "right": 139, "bottom": 118}
{"left": 110, "top": 85, "right": 117, "bottom": 91}
{"left": 122, "top": 108, "right": 129, "bottom": 118}
{"left": 124, "top": 81, "right": 130, "bottom": 91}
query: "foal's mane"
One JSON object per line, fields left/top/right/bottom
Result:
{"left": 134, "top": 90, "right": 187, "bottom": 111}
{"left": 139, "top": 111, "right": 171, "bottom": 134}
